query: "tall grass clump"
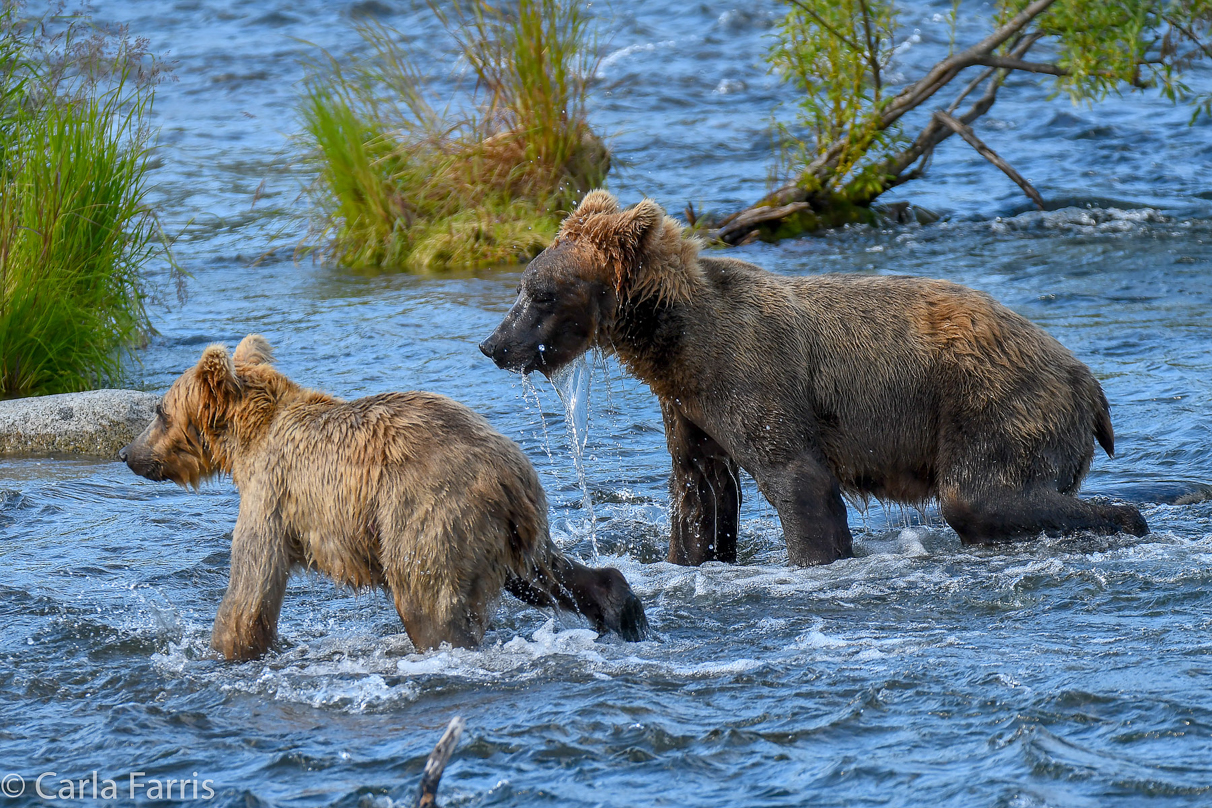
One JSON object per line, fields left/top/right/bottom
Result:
{"left": 299, "top": 0, "right": 608, "bottom": 272}
{"left": 0, "top": 2, "right": 172, "bottom": 398}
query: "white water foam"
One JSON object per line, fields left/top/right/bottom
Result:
{"left": 141, "top": 527, "right": 1212, "bottom": 715}
{"left": 989, "top": 206, "right": 1167, "bottom": 234}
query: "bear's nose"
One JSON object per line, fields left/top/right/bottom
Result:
{"left": 478, "top": 338, "right": 498, "bottom": 359}
{"left": 118, "top": 445, "right": 129, "bottom": 462}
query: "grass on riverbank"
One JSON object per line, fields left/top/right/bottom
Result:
{"left": 0, "top": 3, "right": 170, "bottom": 398}
{"left": 299, "top": 0, "right": 608, "bottom": 272}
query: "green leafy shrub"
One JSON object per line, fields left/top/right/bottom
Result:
{"left": 299, "top": 0, "right": 608, "bottom": 272}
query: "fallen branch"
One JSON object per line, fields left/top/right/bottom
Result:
{"left": 932, "top": 110, "right": 1044, "bottom": 209}
{"left": 716, "top": 201, "right": 811, "bottom": 243}
{"left": 411, "top": 716, "right": 465, "bottom": 808}
{"left": 726, "top": 0, "right": 1060, "bottom": 229}
{"left": 796, "top": 0, "right": 1060, "bottom": 181}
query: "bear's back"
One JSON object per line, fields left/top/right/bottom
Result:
{"left": 244, "top": 390, "right": 547, "bottom": 586}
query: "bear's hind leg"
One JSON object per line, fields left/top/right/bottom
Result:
{"left": 940, "top": 484, "right": 1148, "bottom": 545}
{"left": 389, "top": 578, "right": 492, "bottom": 652}
{"left": 506, "top": 554, "right": 648, "bottom": 641}
{"left": 663, "top": 401, "right": 741, "bottom": 565}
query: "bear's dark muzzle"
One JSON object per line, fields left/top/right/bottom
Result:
{"left": 478, "top": 336, "right": 499, "bottom": 362}
{"left": 479, "top": 335, "right": 515, "bottom": 371}
{"left": 479, "top": 331, "right": 537, "bottom": 373}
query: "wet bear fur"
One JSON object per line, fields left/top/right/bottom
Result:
{"left": 480, "top": 191, "right": 1149, "bottom": 566}
{"left": 121, "top": 335, "right": 647, "bottom": 660}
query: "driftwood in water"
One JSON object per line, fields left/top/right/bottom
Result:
{"left": 411, "top": 716, "right": 465, "bottom": 808}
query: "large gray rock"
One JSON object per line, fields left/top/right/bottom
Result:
{"left": 0, "top": 389, "right": 158, "bottom": 458}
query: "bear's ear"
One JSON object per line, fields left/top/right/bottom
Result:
{"left": 574, "top": 189, "right": 619, "bottom": 218}
{"left": 195, "top": 344, "right": 239, "bottom": 412}
{"left": 613, "top": 199, "right": 663, "bottom": 249}
{"left": 603, "top": 199, "right": 664, "bottom": 294}
{"left": 234, "top": 334, "right": 274, "bottom": 367}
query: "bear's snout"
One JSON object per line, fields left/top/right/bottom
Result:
{"left": 478, "top": 336, "right": 500, "bottom": 361}
{"left": 118, "top": 444, "right": 129, "bottom": 462}
{"left": 479, "top": 332, "right": 513, "bottom": 370}
{"left": 480, "top": 325, "right": 535, "bottom": 373}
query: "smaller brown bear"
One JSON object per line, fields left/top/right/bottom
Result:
{"left": 120, "top": 335, "right": 646, "bottom": 660}
{"left": 480, "top": 191, "right": 1149, "bottom": 567}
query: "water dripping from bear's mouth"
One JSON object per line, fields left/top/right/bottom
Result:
{"left": 549, "top": 354, "right": 599, "bottom": 557}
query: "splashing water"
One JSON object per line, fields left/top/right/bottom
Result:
{"left": 549, "top": 354, "right": 599, "bottom": 556}
{"left": 519, "top": 373, "right": 556, "bottom": 465}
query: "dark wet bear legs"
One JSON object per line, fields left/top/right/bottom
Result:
{"left": 940, "top": 484, "right": 1149, "bottom": 545}
{"left": 758, "top": 455, "right": 855, "bottom": 566}
{"left": 506, "top": 555, "right": 648, "bottom": 641}
{"left": 663, "top": 403, "right": 741, "bottom": 565}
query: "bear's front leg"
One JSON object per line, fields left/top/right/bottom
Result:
{"left": 662, "top": 401, "right": 741, "bottom": 565}
{"left": 211, "top": 513, "right": 292, "bottom": 661}
{"left": 756, "top": 454, "right": 854, "bottom": 566}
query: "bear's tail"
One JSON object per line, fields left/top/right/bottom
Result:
{"left": 1091, "top": 380, "right": 1115, "bottom": 459}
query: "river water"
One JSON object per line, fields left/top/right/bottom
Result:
{"left": 2, "top": 1, "right": 1212, "bottom": 806}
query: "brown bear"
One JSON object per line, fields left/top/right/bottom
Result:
{"left": 479, "top": 191, "right": 1149, "bottom": 567}
{"left": 120, "top": 335, "right": 647, "bottom": 660}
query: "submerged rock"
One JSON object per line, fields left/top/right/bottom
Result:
{"left": 0, "top": 389, "right": 158, "bottom": 458}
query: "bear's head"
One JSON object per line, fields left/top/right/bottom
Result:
{"left": 479, "top": 190, "right": 695, "bottom": 376}
{"left": 120, "top": 334, "right": 279, "bottom": 486}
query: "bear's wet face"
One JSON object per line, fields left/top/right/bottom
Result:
{"left": 120, "top": 373, "right": 221, "bottom": 487}
{"left": 119, "top": 343, "right": 246, "bottom": 487}
{"left": 480, "top": 242, "right": 612, "bottom": 376}
{"left": 121, "top": 384, "right": 213, "bottom": 487}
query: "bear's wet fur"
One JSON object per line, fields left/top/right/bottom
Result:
{"left": 480, "top": 191, "right": 1149, "bottom": 566}
{"left": 121, "top": 335, "right": 647, "bottom": 660}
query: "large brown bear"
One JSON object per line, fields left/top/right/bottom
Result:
{"left": 480, "top": 191, "right": 1149, "bottom": 566}
{"left": 120, "top": 335, "right": 647, "bottom": 660}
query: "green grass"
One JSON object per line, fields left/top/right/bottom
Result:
{"left": 0, "top": 4, "right": 169, "bottom": 398}
{"left": 299, "top": 0, "right": 608, "bottom": 272}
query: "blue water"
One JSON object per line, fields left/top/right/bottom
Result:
{"left": 2, "top": 2, "right": 1212, "bottom": 806}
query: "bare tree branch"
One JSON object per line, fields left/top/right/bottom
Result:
{"left": 799, "top": 0, "right": 1059, "bottom": 185}
{"left": 973, "top": 55, "right": 1067, "bottom": 75}
{"left": 848, "top": 57, "right": 1011, "bottom": 205}
{"left": 879, "top": 0, "right": 1058, "bottom": 124}
{"left": 949, "top": 30, "right": 1048, "bottom": 112}
{"left": 1163, "top": 14, "right": 1212, "bottom": 61}
{"left": 718, "top": 0, "right": 1062, "bottom": 239}
{"left": 933, "top": 110, "right": 1045, "bottom": 208}
{"left": 946, "top": 65, "right": 998, "bottom": 113}
{"left": 412, "top": 717, "right": 465, "bottom": 808}
{"left": 717, "top": 202, "right": 812, "bottom": 243}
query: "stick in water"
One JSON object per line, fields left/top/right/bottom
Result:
{"left": 412, "top": 716, "right": 465, "bottom": 808}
